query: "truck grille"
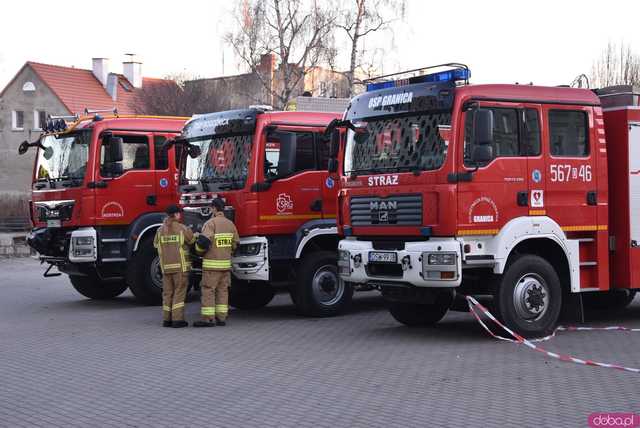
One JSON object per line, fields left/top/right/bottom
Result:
{"left": 350, "top": 194, "right": 422, "bottom": 226}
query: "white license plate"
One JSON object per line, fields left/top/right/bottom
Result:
{"left": 369, "top": 251, "right": 397, "bottom": 263}
{"left": 47, "top": 219, "right": 61, "bottom": 228}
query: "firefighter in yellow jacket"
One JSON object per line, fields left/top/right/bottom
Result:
{"left": 153, "top": 204, "right": 196, "bottom": 328}
{"left": 193, "top": 198, "right": 239, "bottom": 327}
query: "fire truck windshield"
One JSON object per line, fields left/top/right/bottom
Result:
{"left": 344, "top": 112, "right": 451, "bottom": 176}
{"left": 34, "top": 131, "right": 91, "bottom": 187}
{"left": 184, "top": 134, "right": 252, "bottom": 190}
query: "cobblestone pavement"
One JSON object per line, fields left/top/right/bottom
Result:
{"left": 1, "top": 258, "right": 639, "bottom": 427}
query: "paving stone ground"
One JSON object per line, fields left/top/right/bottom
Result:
{"left": 1, "top": 257, "right": 639, "bottom": 427}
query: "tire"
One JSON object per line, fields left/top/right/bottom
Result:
{"left": 583, "top": 289, "right": 637, "bottom": 310}
{"left": 494, "top": 254, "right": 562, "bottom": 338}
{"left": 387, "top": 292, "right": 452, "bottom": 327}
{"left": 295, "top": 251, "right": 353, "bottom": 317}
{"left": 70, "top": 273, "right": 128, "bottom": 300}
{"left": 229, "top": 279, "right": 275, "bottom": 310}
{"left": 128, "top": 237, "right": 163, "bottom": 305}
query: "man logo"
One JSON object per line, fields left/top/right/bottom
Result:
{"left": 370, "top": 201, "right": 398, "bottom": 211}
{"left": 370, "top": 200, "right": 397, "bottom": 224}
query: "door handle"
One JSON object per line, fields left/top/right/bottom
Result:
{"left": 310, "top": 199, "right": 322, "bottom": 212}
{"left": 517, "top": 191, "right": 528, "bottom": 207}
{"left": 146, "top": 195, "right": 157, "bottom": 206}
{"left": 587, "top": 191, "right": 597, "bottom": 206}
{"left": 88, "top": 180, "right": 107, "bottom": 189}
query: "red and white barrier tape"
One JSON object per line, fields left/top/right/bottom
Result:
{"left": 465, "top": 295, "right": 640, "bottom": 374}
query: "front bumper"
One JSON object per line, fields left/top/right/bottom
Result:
{"left": 338, "top": 238, "right": 462, "bottom": 287}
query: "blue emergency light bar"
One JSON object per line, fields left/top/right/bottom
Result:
{"left": 366, "top": 67, "right": 470, "bottom": 92}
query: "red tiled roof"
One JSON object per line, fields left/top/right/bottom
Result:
{"left": 21, "top": 61, "right": 172, "bottom": 115}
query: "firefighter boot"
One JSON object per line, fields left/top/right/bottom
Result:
{"left": 163, "top": 320, "right": 172, "bottom": 327}
{"left": 172, "top": 320, "right": 189, "bottom": 328}
{"left": 193, "top": 320, "right": 216, "bottom": 327}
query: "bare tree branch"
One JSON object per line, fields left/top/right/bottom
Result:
{"left": 225, "top": 0, "right": 337, "bottom": 110}
{"left": 337, "top": 0, "right": 406, "bottom": 96}
{"left": 591, "top": 42, "right": 640, "bottom": 88}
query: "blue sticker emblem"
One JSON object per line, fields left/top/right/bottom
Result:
{"left": 325, "top": 177, "right": 335, "bottom": 189}
{"left": 159, "top": 178, "right": 169, "bottom": 188}
{"left": 532, "top": 169, "right": 542, "bottom": 183}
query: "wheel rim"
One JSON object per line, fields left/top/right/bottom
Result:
{"left": 311, "top": 265, "right": 344, "bottom": 307}
{"left": 150, "top": 256, "right": 163, "bottom": 290}
{"left": 512, "top": 273, "right": 549, "bottom": 322}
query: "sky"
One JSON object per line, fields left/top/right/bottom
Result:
{"left": 1, "top": 0, "right": 639, "bottom": 89}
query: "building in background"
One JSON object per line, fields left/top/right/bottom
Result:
{"left": 0, "top": 57, "right": 171, "bottom": 199}
{"left": 190, "top": 54, "right": 351, "bottom": 111}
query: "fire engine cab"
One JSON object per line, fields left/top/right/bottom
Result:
{"left": 20, "top": 113, "right": 187, "bottom": 302}
{"left": 335, "top": 64, "right": 640, "bottom": 337}
{"left": 175, "top": 107, "right": 351, "bottom": 316}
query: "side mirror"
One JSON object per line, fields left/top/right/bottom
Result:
{"left": 328, "top": 158, "right": 338, "bottom": 173}
{"left": 18, "top": 141, "right": 30, "bottom": 155}
{"left": 275, "top": 132, "right": 297, "bottom": 179}
{"left": 471, "top": 144, "right": 494, "bottom": 164}
{"left": 106, "top": 136, "right": 124, "bottom": 162}
{"left": 187, "top": 144, "right": 202, "bottom": 159}
{"left": 473, "top": 109, "right": 494, "bottom": 146}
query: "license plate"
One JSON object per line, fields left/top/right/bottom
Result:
{"left": 47, "top": 219, "right": 61, "bottom": 228}
{"left": 368, "top": 251, "right": 397, "bottom": 263}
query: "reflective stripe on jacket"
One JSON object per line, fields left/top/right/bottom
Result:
{"left": 153, "top": 217, "right": 196, "bottom": 274}
{"left": 201, "top": 212, "right": 240, "bottom": 271}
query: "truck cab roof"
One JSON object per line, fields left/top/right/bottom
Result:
{"left": 455, "top": 84, "right": 601, "bottom": 107}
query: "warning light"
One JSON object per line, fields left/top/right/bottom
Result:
{"left": 366, "top": 68, "right": 470, "bottom": 92}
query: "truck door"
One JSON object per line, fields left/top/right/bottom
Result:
{"left": 152, "top": 134, "right": 178, "bottom": 211}
{"left": 258, "top": 129, "right": 324, "bottom": 237}
{"left": 94, "top": 132, "right": 156, "bottom": 225}
{"left": 542, "top": 106, "right": 597, "bottom": 228}
{"left": 457, "top": 103, "right": 532, "bottom": 234}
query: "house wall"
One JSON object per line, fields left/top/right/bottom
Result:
{"left": 0, "top": 66, "right": 69, "bottom": 194}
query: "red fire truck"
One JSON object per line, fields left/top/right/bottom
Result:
{"left": 20, "top": 114, "right": 187, "bottom": 302}
{"left": 175, "top": 107, "right": 352, "bottom": 316}
{"left": 334, "top": 64, "right": 640, "bottom": 337}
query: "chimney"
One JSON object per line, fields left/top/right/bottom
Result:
{"left": 123, "top": 56, "right": 142, "bottom": 89}
{"left": 106, "top": 73, "right": 118, "bottom": 101}
{"left": 92, "top": 58, "right": 110, "bottom": 87}
{"left": 258, "top": 53, "right": 277, "bottom": 73}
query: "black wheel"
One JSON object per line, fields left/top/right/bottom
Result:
{"left": 387, "top": 291, "right": 452, "bottom": 326}
{"left": 583, "top": 289, "right": 637, "bottom": 310}
{"left": 229, "top": 279, "right": 275, "bottom": 310}
{"left": 128, "top": 237, "right": 163, "bottom": 305}
{"left": 70, "top": 273, "right": 128, "bottom": 300}
{"left": 494, "top": 255, "right": 562, "bottom": 338}
{"left": 295, "top": 251, "right": 353, "bottom": 317}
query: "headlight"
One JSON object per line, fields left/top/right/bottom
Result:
{"left": 338, "top": 250, "right": 350, "bottom": 265}
{"left": 238, "top": 243, "right": 261, "bottom": 256}
{"left": 427, "top": 253, "right": 456, "bottom": 265}
{"left": 73, "top": 236, "right": 94, "bottom": 246}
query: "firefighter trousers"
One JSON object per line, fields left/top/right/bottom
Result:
{"left": 162, "top": 272, "right": 188, "bottom": 321}
{"left": 201, "top": 270, "right": 230, "bottom": 321}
